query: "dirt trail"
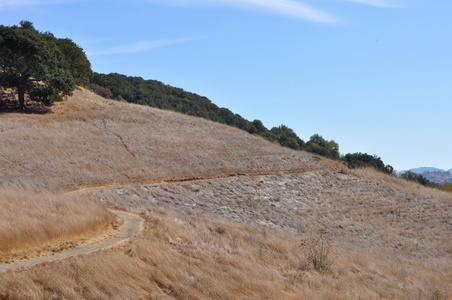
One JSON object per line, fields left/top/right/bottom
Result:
{"left": 0, "top": 210, "right": 143, "bottom": 273}
{"left": 0, "top": 168, "right": 338, "bottom": 274}
{"left": 67, "top": 167, "right": 335, "bottom": 195}
{"left": 0, "top": 169, "right": 328, "bottom": 274}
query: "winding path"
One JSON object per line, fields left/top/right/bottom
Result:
{"left": 0, "top": 168, "right": 330, "bottom": 274}
{"left": 0, "top": 210, "right": 143, "bottom": 273}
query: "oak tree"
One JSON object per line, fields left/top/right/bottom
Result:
{"left": 0, "top": 21, "right": 75, "bottom": 109}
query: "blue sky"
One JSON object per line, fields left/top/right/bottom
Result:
{"left": 1, "top": 0, "right": 451, "bottom": 171}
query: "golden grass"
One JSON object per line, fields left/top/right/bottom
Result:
{"left": 0, "top": 88, "right": 325, "bottom": 191}
{"left": 1, "top": 207, "right": 450, "bottom": 299}
{"left": 0, "top": 189, "right": 114, "bottom": 256}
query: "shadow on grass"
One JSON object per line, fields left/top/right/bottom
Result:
{"left": 0, "top": 97, "right": 52, "bottom": 115}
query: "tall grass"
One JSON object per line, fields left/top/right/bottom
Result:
{"left": 0, "top": 189, "right": 114, "bottom": 252}
{"left": 1, "top": 207, "right": 450, "bottom": 299}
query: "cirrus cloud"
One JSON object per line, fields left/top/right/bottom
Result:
{"left": 341, "top": 0, "right": 402, "bottom": 8}
{"left": 87, "top": 38, "right": 194, "bottom": 56}
{"left": 221, "top": 0, "right": 336, "bottom": 22}
{"left": 151, "top": 0, "right": 337, "bottom": 23}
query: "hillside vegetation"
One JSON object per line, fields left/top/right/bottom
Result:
{"left": 0, "top": 89, "right": 451, "bottom": 299}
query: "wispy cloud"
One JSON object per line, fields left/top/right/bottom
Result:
{"left": 227, "top": 0, "right": 336, "bottom": 22}
{"left": 0, "top": 0, "right": 86, "bottom": 7}
{"left": 87, "top": 39, "right": 193, "bottom": 56}
{"left": 152, "top": 0, "right": 336, "bottom": 23}
{"left": 342, "top": 0, "right": 402, "bottom": 8}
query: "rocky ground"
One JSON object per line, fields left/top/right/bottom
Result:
{"left": 87, "top": 171, "right": 452, "bottom": 264}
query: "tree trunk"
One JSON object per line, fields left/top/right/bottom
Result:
{"left": 18, "top": 87, "right": 26, "bottom": 110}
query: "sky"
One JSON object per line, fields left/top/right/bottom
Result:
{"left": 0, "top": 0, "right": 451, "bottom": 171}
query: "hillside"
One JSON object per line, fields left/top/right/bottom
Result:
{"left": 0, "top": 89, "right": 451, "bottom": 299}
{"left": 0, "top": 88, "right": 327, "bottom": 192}
{"left": 423, "top": 171, "right": 452, "bottom": 184}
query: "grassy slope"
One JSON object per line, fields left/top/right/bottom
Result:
{"left": 0, "top": 89, "right": 451, "bottom": 299}
{"left": 0, "top": 88, "right": 326, "bottom": 192}
{"left": 0, "top": 190, "right": 114, "bottom": 263}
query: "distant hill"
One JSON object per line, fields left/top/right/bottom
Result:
{"left": 422, "top": 171, "right": 452, "bottom": 183}
{"left": 400, "top": 167, "right": 445, "bottom": 174}
{"left": 398, "top": 167, "right": 452, "bottom": 184}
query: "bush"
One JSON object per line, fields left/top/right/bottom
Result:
{"left": 431, "top": 289, "right": 448, "bottom": 300}
{"left": 304, "top": 238, "right": 338, "bottom": 274}
{"left": 440, "top": 183, "right": 452, "bottom": 193}
{"left": 304, "top": 134, "right": 339, "bottom": 160}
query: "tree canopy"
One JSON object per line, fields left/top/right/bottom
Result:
{"left": 0, "top": 21, "right": 91, "bottom": 109}
{"left": 342, "top": 152, "right": 395, "bottom": 175}
{"left": 268, "top": 125, "right": 305, "bottom": 150}
{"left": 54, "top": 37, "right": 92, "bottom": 86}
{"left": 304, "top": 134, "right": 340, "bottom": 160}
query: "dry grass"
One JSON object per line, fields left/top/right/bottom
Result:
{"left": 0, "top": 89, "right": 451, "bottom": 299}
{"left": 81, "top": 170, "right": 452, "bottom": 298}
{"left": 0, "top": 189, "right": 114, "bottom": 260}
{"left": 0, "top": 88, "right": 325, "bottom": 192}
{"left": 0, "top": 207, "right": 450, "bottom": 299}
